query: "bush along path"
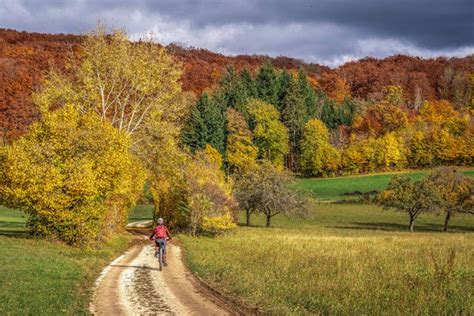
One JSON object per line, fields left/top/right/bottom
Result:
{"left": 89, "top": 235, "right": 237, "bottom": 315}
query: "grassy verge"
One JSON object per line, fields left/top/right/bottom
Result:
{"left": 0, "top": 206, "right": 134, "bottom": 315}
{"left": 294, "top": 168, "right": 474, "bottom": 201}
{"left": 179, "top": 204, "right": 474, "bottom": 315}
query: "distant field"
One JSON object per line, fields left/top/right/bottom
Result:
{"left": 0, "top": 206, "right": 133, "bottom": 315}
{"left": 129, "top": 204, "right": 153, "bottom": 222}
{"left": 180, "top": 204, "right": 474, "bottom": 315}
{"left": 294, "top": 168, "right": 474, "bottom": 201}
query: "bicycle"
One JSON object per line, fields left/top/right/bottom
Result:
{"left": 154, "top": 238, "right": 167, "bottom": 271}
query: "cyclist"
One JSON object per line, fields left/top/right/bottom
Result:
{"left": 149, "top": 217, "right": 172, "bottom": 264}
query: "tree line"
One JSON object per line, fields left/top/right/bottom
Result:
{"left": 181, "top": 65, "right": 473, "bottom": 177}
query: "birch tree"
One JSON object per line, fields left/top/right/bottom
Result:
{"left": 34, "top": 25, "right": 182, "bottom": 138}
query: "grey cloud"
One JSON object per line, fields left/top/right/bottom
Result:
{"left": 0, "top": 0, "right": 473, "bottom": 66}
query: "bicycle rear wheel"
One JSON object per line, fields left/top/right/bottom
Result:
{"left": 158, "top": 247, "right": 163, "bottom": 271}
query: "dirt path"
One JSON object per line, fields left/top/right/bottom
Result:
{"left": 90, "top": 240, "right": 235, "bottom": 315}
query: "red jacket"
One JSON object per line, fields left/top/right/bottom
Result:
{"left": 150, "top": 225, "right": 171, "bottom": 240}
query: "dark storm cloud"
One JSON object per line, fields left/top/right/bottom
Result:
{"left": 130, "top": 0, "right": 474, "bottom": 49}
{"left": 1, "top": 0, "right": 472, "bottom": 66}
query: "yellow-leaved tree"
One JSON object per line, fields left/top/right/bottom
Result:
{"left": 0, "top": 105, "right": 145, "bottom": 245}
{"left": 408, "top": 100, "right": 472, "bottom": 166}
{"left": 135, "top": 92, "right": 194, "bottom": 228}
{"left": 35, "top": 26, "right": 182, "bottom": 137}
{"left": 225, "top": 108, "right": 258, "bottom": 173}
{"left": 342, "top": 133, "right": 406, "bottom": 174}
{"left": 247, "top": 99, "right": 289, "bottom": 168}
{"left": 33, "top": 26, "right": 196, "bottom": 230}
{"left": 299, "top": 119, "right": 340, "bottom": 176}
{"left": 184, "top": 145, "right": 238, "bottom": 235}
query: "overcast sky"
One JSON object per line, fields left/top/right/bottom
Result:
{"left": 1, "top": 0, "right": 473, "bottom": 66}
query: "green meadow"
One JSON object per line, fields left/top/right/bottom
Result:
{"left": 180, "top": 204, "right": 474, "bottom": 315}
{"left": 179, "top": 170, "right": 474, "bottom": 314}
{"left": 0, "top": 206, "right": 133, "bottom": 315}
{"left": 294, "top": 169, "right": 474, "bottom": 201}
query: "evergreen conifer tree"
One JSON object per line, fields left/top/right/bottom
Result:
{"left": 256, "top": 61, "right": 279, "bottom": 106}
{"left": 297, "top": 68, "right": 317, "bottom": 118}
{"left": 277, "top": 70, "right": 293, "bottom": 112}
{"left": 182, "top": 93, "right": 209, "bottom": 151}
{"left": 281, "top": 79, "right": 308, "bottom": 170}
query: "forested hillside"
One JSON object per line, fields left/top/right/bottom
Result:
{"left": 1, "top": 28, "right": 472, "bottom": 142}
{"left": 182, "top": 64, "right": 473, "bottom": 175}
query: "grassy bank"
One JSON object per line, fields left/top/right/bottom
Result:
{"left": 294, "top": 168, "right": 474, "bottom": 201}
{"left": 180, "top": 204, "right": 474, "bottom": 315}
{"left": 0, "top": 206, "right": 134, "bottom": 315}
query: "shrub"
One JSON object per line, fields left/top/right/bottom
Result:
{"left": 201, "top": 214, "right": 237, "bottom": 236}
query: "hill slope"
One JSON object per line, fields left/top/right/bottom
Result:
{"left": 0, "top": 28, "right": 472, "bottom": 140}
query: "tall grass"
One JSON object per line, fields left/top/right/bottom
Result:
{"left": 180, "top": 204, "right": 474, "bottom": 314}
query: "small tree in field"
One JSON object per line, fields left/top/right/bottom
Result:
{"left": 428, "top": 167, "right": 473, "bottom": 232}
{"left": 378, "top": 175, "right": 441, "bottom": 232}
{"left": 234, "top": 161, "right": 311, "bottom": 227}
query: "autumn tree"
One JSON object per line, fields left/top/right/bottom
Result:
{"left": 33, "top": 27, "right": 224, "bottom": 236}
{"left": 319, "top": 72, "right": 351, "bottom": 103}
{"left": 136, "top": 91, "right": 193, "bottom": 227}
{"left": 299, "top": 119, "right": 340, "bottom": 176}
{"left": 342, "top": 133, "right": 406, "bottom": 174}
{"left": 185, "top": 145, "right": 238, "bottom": 235}
{"left": 378, "top": 175, "right": 441, "bottom": 232}
{"left": 248, "top": 99, "right": 289, "bottom": 168}
{"left": 0, "top": 105, "right": 145, "bottom": 245}
{"left": 428, "top": 168, "right": 474, "bottom": 232}
{"left": 409, "top": 100, "right": 471, "bottom": 167}
{"left": 234, "top": 161, "right": 310, "bottom": 227}
{"left": 34, "top": 26, "right": 182, "bottom": 137}
{"left": 225, "top": 108, "right": 258, "bottom": 173}
{"left": 451, "top": 73, "right": 471, "bottom": 110}
{"left": 352, "top": 86, "right": 408, "bottom": 137}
